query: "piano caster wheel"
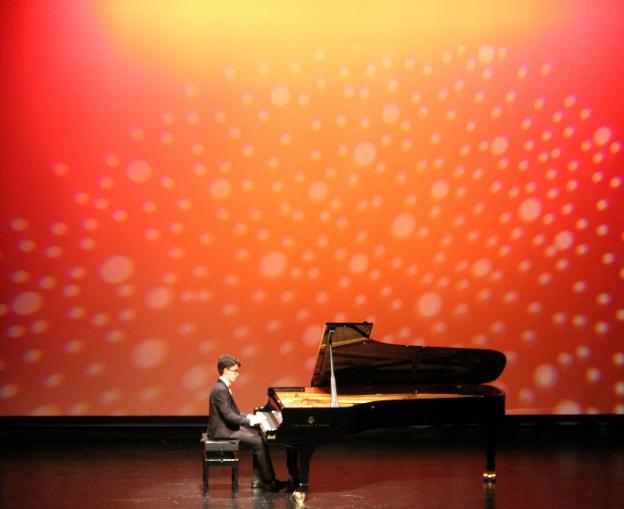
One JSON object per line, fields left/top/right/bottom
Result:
{"left": 482, "top": 470, "right": 496, "bottom": 483}
{"left": 292, "top": 490, "right": 306, "bottom": 505}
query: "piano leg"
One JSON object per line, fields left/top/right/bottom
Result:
{"left": 482, "top": 422, "right": 497, "bottom": 483}
{"left": 285, "top": 446, "right": 300, "bottom": 486}
{"left": 285, "top": 444, "right": 315, "bottom": 503}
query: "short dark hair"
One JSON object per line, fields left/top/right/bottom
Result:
{"left": 217, "top": 354, "right": 241, "bottom": 375}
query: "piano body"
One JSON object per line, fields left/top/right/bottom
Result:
{"left": 257, "top": 322, "right": 506, "bottom": 499}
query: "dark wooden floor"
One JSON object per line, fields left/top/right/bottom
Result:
{"left": 1, "top": 421, "right": 623, "bottom": 509}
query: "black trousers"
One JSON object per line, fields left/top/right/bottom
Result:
{"left": 229, "top": 425, "right": 275, "bottom": 482}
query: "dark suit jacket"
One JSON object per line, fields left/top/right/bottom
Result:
{"left": 207, "top": 379, "right": 251, "bottom": 438}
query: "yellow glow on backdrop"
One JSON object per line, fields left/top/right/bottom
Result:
{"left": 96, "top": 1, "right": 566, "bottom": 70}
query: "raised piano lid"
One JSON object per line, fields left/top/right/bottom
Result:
{"left": 310, "top": 322, "right": 506, "bottom": 387}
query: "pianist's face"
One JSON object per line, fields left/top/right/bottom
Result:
{"left": 223, "top": 365, "right": 240, "bottom": 384}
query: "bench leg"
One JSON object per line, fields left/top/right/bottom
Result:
{"left": 231, "top": 464, "right": 239, "bottom": 490}
{"left": 203, "top": 455, "right": 209, "bottom": 495}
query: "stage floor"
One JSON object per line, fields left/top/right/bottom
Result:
{"left": 1, "top": 424, "right": 623, "bottom": 509}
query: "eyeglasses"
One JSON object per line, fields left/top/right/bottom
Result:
{"left": 226, "top": 367, "right": 240, "bottom": 373}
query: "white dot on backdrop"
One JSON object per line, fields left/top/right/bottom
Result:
{"left": 271, "top": 85, "right": 291, "bottom": 107}
{"left": 557, "top": 352, "right": 574, "bottom": 367}
{"left": 65, "top": 340, "right": 84, "bottom": 353}
{"left": 145, "top": 287, "right": 174, "bottom": 310}
{"left": 23, "top": 349, "right": 43, "bottom": 362}
{"left": 11, "top": 291, "right": 43, "bottom": 315}
{"left": 259, "top": 250, "right": 288, "bottom": 278}
{"left": 91, "top": 313, "right": 109, "bottom": 326}
{"left": 534, "top": 364, "right": 558, "bottom": 388}
{"left": 222, "top": 303, "right": 239, "bottom": 316}
{"left": 518, "top": 388, "right": 535, "bottom": 405}
{"left": 43, "top": 373, "right": 64, "bottom": 388}
{"left": 139, "top": 387, "right": 162, "bottom": 402}
{"left": 279, "top": 341, "right": 294, "bottom": 355}
{"left": 573, "top": 315, "right": 588, "bottom": 327}
{"left": 382, "top": 104, "right": 400, "bottom": 123}
{"left": 308, "top": 181, "right": 329, "bottom": 201}
{"left": 52, "top": 162, "right": 71, "bottom": 176}
{"left": 471, "top": 258, "right": 492, "bottom": 278}
{"left": 392, "top": 212, "right": 416, "bottom": 239}
{"left": 30, "top": 405, "right": 60, "bottom": 416}
{"left": 572, "top": 281, "right": 587, "bottom": 293}
{"left": 302, "top": 324, "right": 323, "bottom": 346}
{"left": 6, "top": 321, "right": 25, "bottom": 336}
{"left": 106, "top": 330, "right": 125, "bottom": 343}
{"left": 553, "top": 400, "right": 582, "bottom": 414}
{"left": 11, "top": 217, "right": 29, "bottom": 231}
{"left": 0, "top": 384, "right": 18, "bottom": 399}
{"left": 586, "top": 367, "right": 602, "bottom": 382}
{"left": 19, "top": 239, "right": 36, "bottom": 252}
{"left": 552, "top": 312, "right": 568, "bottom": 326}
{"left": 63, "top": 284, "right": 80, "bottom": 297}
{"left": 100, "top": 255, "right": 135, "bottom": 283}
{"left": 348, "top": 253, "right": 369, "bottom": 274}
{"left": 593, "top": 126, "right": 612, "bottom": 146}
{"left": 181, "top": 365, "right": 211, "bottom": 391}
{"left": 478, "top": 45, "right": 496, "bottom": 64}
{"left": 615, "top": 382, "right": 624, "bottom": 396}
{"left": 210, "top": 179, "right": 232, "bottom": 199}
{"left": 50, "top": 222, "right": 68, "bottom": 235}
{"left": 417, "top": 292, "right": 443, "bottom": 317}
{"left": 132, "top": 338, "right": 168, "bottom": 369}
{"left": 126, "top": 160, "right": 152, "bottom": 182}
{"left": 69, "top": 267, "right": 87, "bottom": 279}
{"left": 84, "top": 362, "right": 105, "bottom": 376}
{"left": 431, "top": 180, "right": 449, "bottom": 199}
{"left": 491, "top": 135, "right": 509, "bottom": 155}
{"left": 63, "top": 299, "right": 85, "bottom": 320}
{"left": 518, "top": 197, "right": 543, "bottom": 222}
{"left": 46, "top": 246, "right": 63, "bottom": 258}
{"left": 554, "top": 230, "right": 574, "bottom": 250}
{"left": 353, "top": 142, "right": 377, "bottom": 167}
{"left": 31, "top": 320, "right": 49, "bottom": 334}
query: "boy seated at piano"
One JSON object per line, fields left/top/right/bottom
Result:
{"left": 206, "top": 354, "right": 288, "bottom": 492}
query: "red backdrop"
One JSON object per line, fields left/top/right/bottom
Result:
{"left": 1, "top": 1, "right": 623, "bottom": 416}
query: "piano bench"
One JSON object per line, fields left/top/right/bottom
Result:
{"left": 201, "top": 433, "right": 240, "bottom": 493}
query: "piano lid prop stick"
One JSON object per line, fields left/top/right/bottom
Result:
{"left": 328, "top": 328, "right": 339, "bottom": 408}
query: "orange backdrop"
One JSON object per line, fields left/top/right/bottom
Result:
{"left": 1, "top": 1, "right": 623, "bottom": 416}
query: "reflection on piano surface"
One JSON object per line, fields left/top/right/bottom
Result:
{"left": 256, "top": 322, "right": 506, "bottom": 500}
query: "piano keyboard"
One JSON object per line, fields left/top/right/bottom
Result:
{"left": 256, "top": 410, "right": 283, "bottom": 432}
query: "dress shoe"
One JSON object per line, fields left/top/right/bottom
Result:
{"left": 251, "top": 479, "right": 288, "bottom": 492}
{"left": 271, "top": 479, "right": 289, "bottom": 492}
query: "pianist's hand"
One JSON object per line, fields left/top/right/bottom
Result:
{"left": 247, "top": 413, "right": 267, "bottom": 427}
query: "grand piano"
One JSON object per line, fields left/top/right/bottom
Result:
{"left": 257, "top": 322, "right": 506, "bottom": 500}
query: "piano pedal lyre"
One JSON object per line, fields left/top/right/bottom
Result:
{"left": 482, "top": 470, "right": 496, "bottom": 483}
